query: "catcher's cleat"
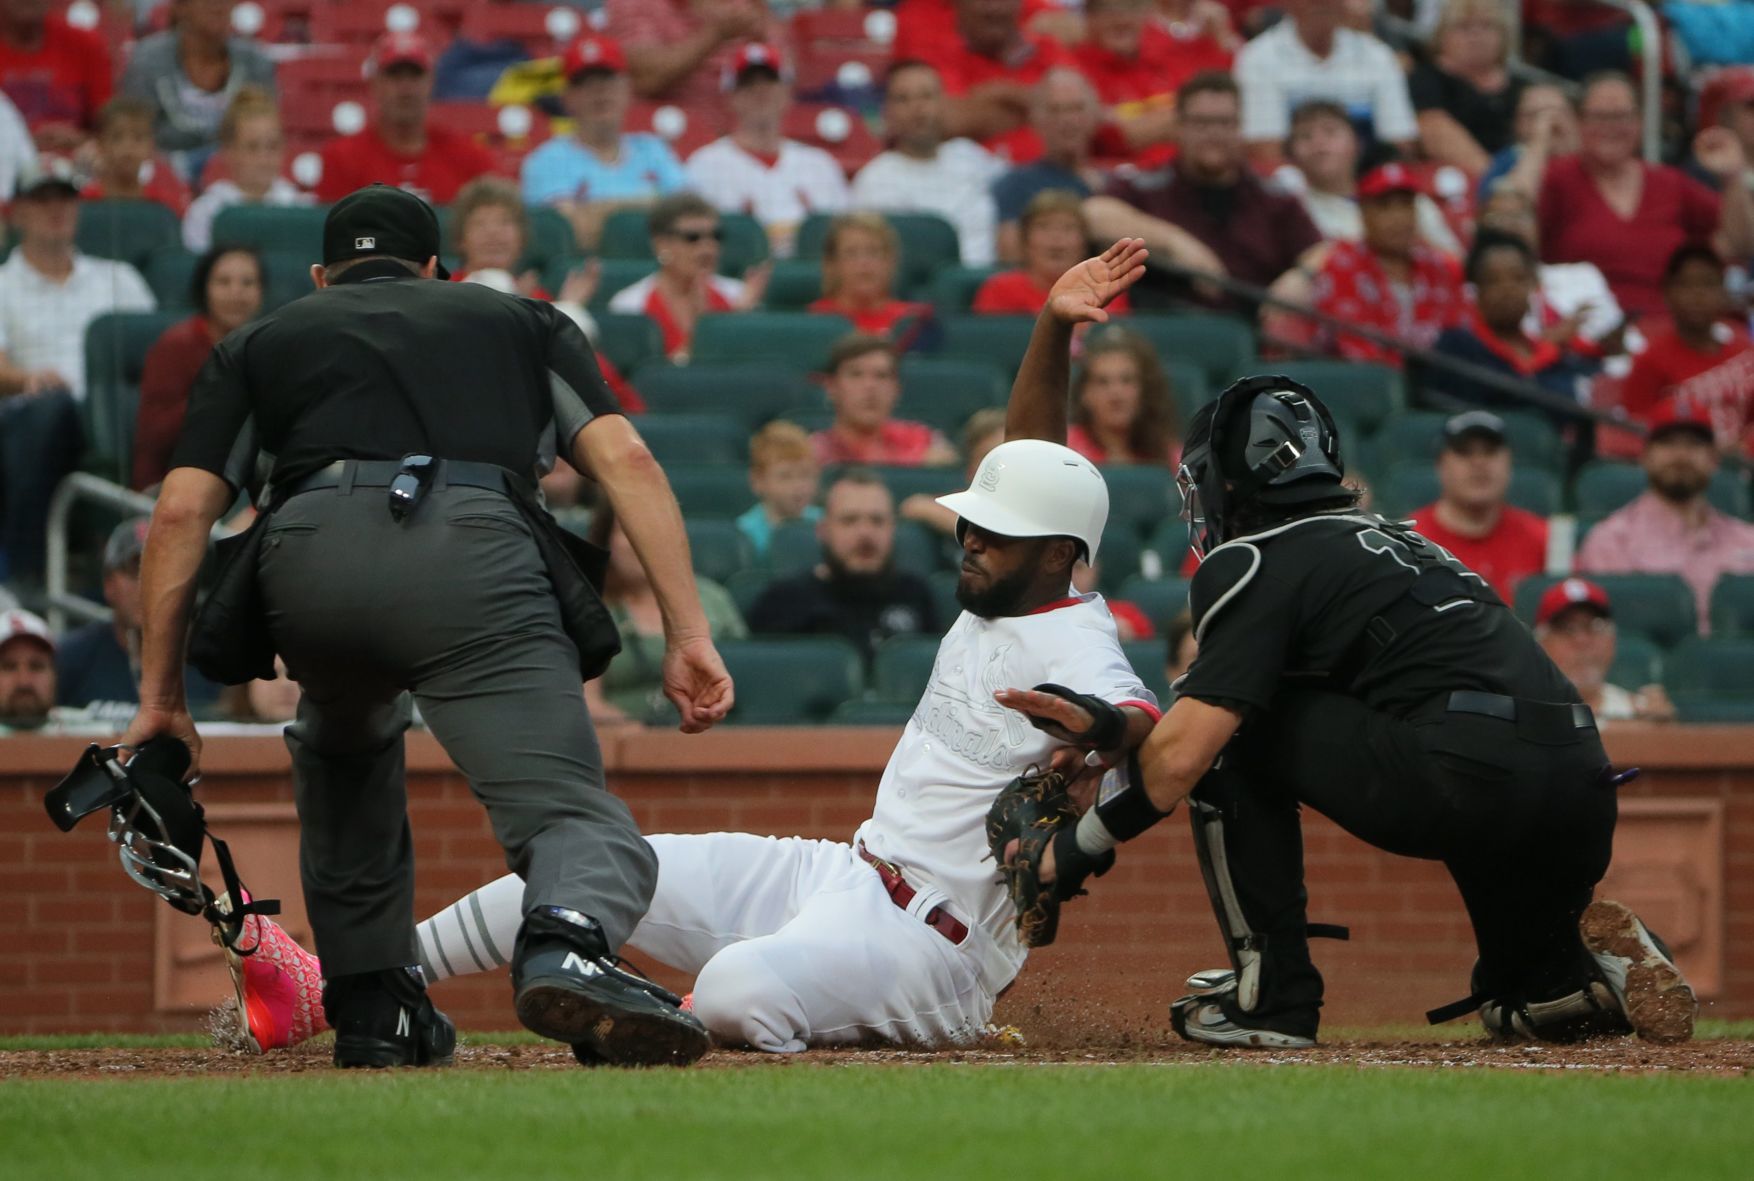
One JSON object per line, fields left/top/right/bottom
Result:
{"left": 324, "top": 966, "right": 456, "bottom": 1069}
{"left": 210, "top": 895, "right": 328, "bottom": 1053}
{"left": 1579, "top": 899, "right": 1697, "bottom": 1044}
{"left": 1184, "top": 968, "right": 1237, "bottom": 997}
{"left": 513, "top": 906, "right": 709, "bottom": 1067}
{"left": 1171, "top": 989, "right": 1317, "bottom": 1049}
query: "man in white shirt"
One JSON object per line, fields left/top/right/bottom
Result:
{"left": 851, "top": 61, "right": 1003, "bottom": 266}
{"left": 1234, "top": 0, "right": 1418, "bottom": 168}
{"left": 0, "top": 161, "right": 155, "bottom": 582}
{"left": 0, "top": 91, "right": 35, "bottom": 208}
{"left": 685, "top": 43, "right": 848, "bottom": 257}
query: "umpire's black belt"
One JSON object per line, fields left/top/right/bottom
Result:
{"left": 1444, "top": 690, "right": 1595, "bottom": 742}
{"left": 283, "top": 458, "right": 514, "bottom": 499}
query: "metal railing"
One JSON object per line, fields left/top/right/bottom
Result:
{"left": 43, "top": 473, "right": 155, "bottom": 633}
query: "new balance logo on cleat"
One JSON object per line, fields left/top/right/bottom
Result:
{"left": 561, "top": 952, "right": 603, "bottom": 978}
{"left": 396, "top": 1008, "right": 410, "bottom": 1039}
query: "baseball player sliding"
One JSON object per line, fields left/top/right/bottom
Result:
{"left": 218, "top": 243, "right": 1160, "bottom": 1056}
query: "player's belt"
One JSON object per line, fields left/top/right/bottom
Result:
{"left": 1445, "top": 691, "right": 1596, "bottom": 740}
{"left": 281, "top": 458, "right": 514, "bottom": 500}
{"left": 857, "top": 845, "right": 970, "bottom": 946}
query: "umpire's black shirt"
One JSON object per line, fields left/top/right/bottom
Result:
{"left": 171, "top": 262, "right": 623, "bottom": 489}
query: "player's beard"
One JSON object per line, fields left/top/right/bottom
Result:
{"left": 955, "top": 561, "right": 1038, "bottom": 620}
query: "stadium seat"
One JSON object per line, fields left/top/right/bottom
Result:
{"left": 1665, "top": 636, "right": 1754, "bottom": 723}
{"left": 718, "top": 637, "right": 864, "bottom": 723}
{"left": 1515, "top": 574, "right": 1698, "bottom": 648}
{"left": 865, "top": 465, "right": 963, "bottom": 507}
{"left": 1379, "top": 461, "right": 1560, "bottom": 519}
{"left": 1144, "top": 519, "right": 1189, "bottom": 575}
{"left": 684, "top": 518, "right": 749, "bottom": 583}
{"left": 782, "top": 104, "right": 882, "bottom": 177}
{"left": 724, "top": 568, "right": 774, "bottom": 619}
{"left": 1100, "top": 465, "right": 1177, "bottom": 540}
{"left": 1244, "top": 358, "right": 1403, "bottom": 434}
{"left": 928, "top": 569, "right": 962, "bottom": 626}
{"left": 598, "top": 208, "right": 770, "bottom": 278}
{"left": 1610, "top": 630, "right": 1662, "bottom": 688}
{"left": 261, "top": 248, "right": 318, "bottom": 311}
{"left": 457, "top": 3, "right": 579, "bottom": 55}
{"left": 143, "top": 246, "right": 197, "bottom": 310}
{"left": 764, "top": 259, "right": 824, "bottom": 309}
{"left": 211, "top": 204, "right": 329, "bottom": 256}
{"left": 1117, "top": 575, "right": 1192, "bottom": 627}
{"left": 1126, "top": 314, "right": 1254, "bottom": 387}
{"left": 632, "top": 363, "right": 818, "bottom": 428}
{"left": 82, "top": 310, "right": 186, "bottom": 483}
{"left": 830, "top": 698, "right": 915, "bottom": 725}
{"left": 664, "top": 464, "right": 758, "bottom": 519}
{"left": 1163, "top": 360, "right": 1210, "bottom": 426}
{"left": 1573, "top": 460, "right": 1748, "bottom": 520}
{"left": 1710, "top": 574, "right": 1754, "bottom": 638}
{"left": 1496, "top": 411, "right": 1564, "bottom": 473}
{"left": 1098, "top": 524, "right": 1143, "bottom": 589}
{"left": 1122, "top": 637, "right": 1172, "bottom": 705}
{"left": 897, "top": 357, "right": 1007, "bottom": 434}
{"left": 592, "top": 313, "right": 666, "bottom": 376}
{"left": 588, "top": 259, "right": 658, "bottom": 312}
{"left": 936, "top": 315, "right": 1034, "bottom": 375}
{"left": 1371, "top": 411, "right": 1453, "bottom": 468}
{"left": 630, "top": 413, "right": 747, "bottom": 465}
{"left": 692, "top": 312, "right": 853, "bottom": 370}
{"left": 871, "top": 634, "right": 941, "bottom": 702}
{"left": 797, "top": 212, "right": 959, "bottom": 295}
{"left": 77, "top": 200, "right": 181, "bottom": 270}
{"left": 930, "top": 265, "right": 999, "bottom": 314}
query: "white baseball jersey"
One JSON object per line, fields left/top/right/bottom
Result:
{"left": 685, "top": 137, "right": 850, "bottom": 254}
{"left": 855, "top": 592, "right": 1157, "bottom": 990}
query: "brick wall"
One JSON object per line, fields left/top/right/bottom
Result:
{"left": 1, "top": 726, "right": 1748, "bottom": 1038}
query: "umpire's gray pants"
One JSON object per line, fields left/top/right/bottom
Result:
{"left": 257, "top": 482, "right": 656, "bottom": 978}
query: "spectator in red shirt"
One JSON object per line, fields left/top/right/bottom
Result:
{"left": 605, "top": 0, "right": 781, "bottom": 106}
{"left": 975, "top": 189, "right": 1132, "bottom": 318}
{"left": 1066, "top": 325, "right": 1178, "bottom": 466}
{"left": 1313, "top": 162, "right": 1466, "bottom": 366}
{"left": 605, "top": 193, "right": 769, "bottom": 360}
{"left": 315, "top": 33, "right": 497, "bottom": 206}
{"left": 898, "top": 0, "right": 1076, "bottom": 156}
{"left": 1621, "top": 243, "right": 1754, "bottom": 457}
{"left": 132, "top": 244, "right": 263, "bottom": 490}
{"left": 1409, "top": 410, "right": 1549, "bottom": 602}
{"left": 79, "top": 98, "right": 190, "bottom": 217}
{"left": 1075, "top": 0, "right": 1233, "bottom": 161}
{"left": 810, "top": 334, "right": 957, "bottom": 468}
{"left": 0, "top": 0, "right": 112, "bottom": 149}
{"left": 806, "top": 211, "right": 930, "bottom": 339}
{"left": 1537, "top": 73, "right": 1754, "bottom": 320}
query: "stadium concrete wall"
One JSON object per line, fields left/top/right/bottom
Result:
{"left": 1, "top": 726, "right": 1749, "bottom": 1037}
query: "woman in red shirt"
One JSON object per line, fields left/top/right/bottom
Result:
{"left": 1066, "top": 326, "right": 1179, "bottom": 466}
{"left": 132, "top": 244, "right": 263, "bottom": 489}
{"left": 806, "top": 211, "right": 929, "bottom": 338}
{"left": 974, "top": 190, "right": 1132, "bottom": 318}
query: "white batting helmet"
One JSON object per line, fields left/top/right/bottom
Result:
{"left": 934, "top": 439, "right": 1109, "bottom": 560}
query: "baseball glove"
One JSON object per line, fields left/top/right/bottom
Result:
{"left": 986, "top": 766, "right": 1112, "bottom": 948}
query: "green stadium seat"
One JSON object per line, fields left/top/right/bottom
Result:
{"left": 1163, "top": 360, "right": 1211, "bottom": 427}
{"left": 1574, "top": 460, "right": 1748, "bottom": 520}
{"left": 1100, "top": 465, "right": 1176, "bottom": 540}
{"left": 1665, "top": 636, "right": 1754, "bottom": 722}
{"left": 1609, "top": 630, "right": 1662, "bottom": 688}
{"left": 1127, "top": 314, "right": 1254, "bottom": 387}
{"left": 1144, "top": 519, "right": 1189, "bottom": 574}
{"left": 897, "top": 357, "right": 1008, "bottom": 435}
{"left": 1097, "top": 524, "right": 1143, "bottom": 589}
{"left": 928, "top": 569, "right": 963, "bottom": 625}
{"left": 764, "top": 518, "right": 944, "bottom": 576}
{"left": 1245, "top": 358, "right": 1403, "bottom": 433}
{"left": 1121, "top": 637, "right": 1171, "bottom": 705}
{"left": 764, "top": 259, "right": 823, "bottom": 309}
{"left": 586, "top": 259, "right": 657, "bottom": 312}
{"left": 691, "top": 312, "right": 853, "bottom": 370}
{"left": 718, "top": 637, "right": 864, "bottom": 723}
{"left": 665, "top": 464, "right": 758, "bottom": 518}
{"left": 260, "top": 248, "right": 318, "bottom": 311}
{"left": 872, "top": 634, "right": 942, "bottom": 702}
{"left": 598, "top": 208, "right": 769, "bottom": 277}
{"left": 1515, "top": 574, "right": 1698, "bottom": 648}
{"left": 1710, "top": 575, "right": 1754, "bottom": 638}
{"left": 936, "top": 314, "right": 1034, "bottom": 375}
{"left": 684, "top": 518, "right": 749, "bottom": 583}
{"left": 633, "top": 363, "right": 818, "bottom": 428}
{"left": 1117, "top": 574, "right": 1192, "bottom": 626}
{"left": 724, "top": 568, "right": 774, "bottom": 618}
{"left": 796, "top": 212, "right": 960, "bottom": 295}
{"left": 143, "top": 246, "right": 197, "bottom": 310}
{"left": 77, "top": 200, "right": 181, "bottom": 270}
{"left": 593, "top": 313, "right": 666, "bottom": 376}
{"left": 1379, "top": 461, "right": 1560, "bottom": 519}
{"left": 1496, "top": 411, "right": 1565, "bottom": 473}
{"left": 82, "top": 310, "right": 185, "bottom": 483}
{"left": 211, "top": 204, "right": 328, "bottom": 255}
{"left": 830, "top": 698, "right": 916, "bottom": 725}
{"left": 930, "top": 265, "right": 999, "bottom": 313}
{"left": 631, "top": 413, "right": 747, "bottom": 464}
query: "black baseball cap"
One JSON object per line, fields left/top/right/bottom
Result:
{"left": 322, "top": 184, "right": 449, "bottom": 278}
{"left": 1442, "top": 409, "right": 1508, "bottom": 450}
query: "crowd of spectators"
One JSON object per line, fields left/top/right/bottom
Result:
{"left": 3, "top": 0, "right": 1754, "bottom": 728}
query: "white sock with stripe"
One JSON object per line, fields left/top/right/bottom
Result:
{"left": 416, "top": 873, "right": 524, "bottom": 984}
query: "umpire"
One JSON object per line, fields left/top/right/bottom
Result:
{"left": 998, "top": 238, "right": 1697, "bottom": 1050}
{"left": 122, "top": 185, "right": 732, "bottom": 1069}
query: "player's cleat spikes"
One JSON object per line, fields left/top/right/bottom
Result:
{"left": 211, "top": 895, "right": 328, "bottom": 1053}
{"left": 1579, "top": 899, "right": 1697, "bottom": 1044}
{"left": 1170, "top": 988, "right": 1317, "bottom": 1049}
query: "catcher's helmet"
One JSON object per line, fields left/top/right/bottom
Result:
{"left": 1178, "top": 375, "right": 1346, "bottom": 558}
{"left": 935, "top": 439, "right": 1109, "bottom": 561}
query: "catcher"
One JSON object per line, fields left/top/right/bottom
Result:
{"left": 994, "top": 247, "right": 1698, "bottom": 1049}
{"left": 217, "top": 243, "right": 1162, "bottom": 1056}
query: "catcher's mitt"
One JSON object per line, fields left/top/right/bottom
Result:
{"left": 986, "top": 766, "right": 1111, "bottom": 947}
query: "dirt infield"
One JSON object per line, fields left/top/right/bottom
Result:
{"left": 4, "top": 1035, "right": 1749, "bottom": 1080}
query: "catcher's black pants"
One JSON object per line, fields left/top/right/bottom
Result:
{"left": 257, "top": 483, "right": 657, "bottom": 978}
{"left": 1193, "top": 690, "right": 1615, "bottom": 1027}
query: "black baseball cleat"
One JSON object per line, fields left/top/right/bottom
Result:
{"left": 323, "top": 966, "right": 456, "bottom": 1069}
{"left": 1170, "top": 968, "right": 1318, "bottom": 1049}
{"left": 512, "top": 906, "right": 710, "bottom": 1067}
{"left": 1579, "top": 899, "right": 1697, "bottom": 1044}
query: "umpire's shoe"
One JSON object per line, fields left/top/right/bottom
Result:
{"left": 512, "top": 906, "right": 710, "bottom": 1067}
{"left": 1170, "top": 969, "right": 1317, "bottom": 1049}
{"left": 323, "top": 966, "right": 456, "bottom": 1069}
{"left": 1579, "top": 899, "right": 1697, "bottom": 1044}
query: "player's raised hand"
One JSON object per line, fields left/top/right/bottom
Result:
{"left": 993, "top": 686, "right": 1096, "bottom": 745}
{"left": 1044, "top": 238, "right": 1149, "bottom": 326}
{"left": 662, "top": 636, "right": 735, "bottom": 733}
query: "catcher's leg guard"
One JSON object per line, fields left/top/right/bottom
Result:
{"left": 1188, "top": 795, "right": 1267, "bottom": 1013}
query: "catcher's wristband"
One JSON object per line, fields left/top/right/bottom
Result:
{"left": 1028, "top": 682, "right": 1128, "bottom": 749}
{"left": 1077, "top": 753, "right": 1172, "bottom": 855}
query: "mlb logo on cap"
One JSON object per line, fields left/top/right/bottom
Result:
{"left": 355, "top": 236, "right": 376, "bottom": 249}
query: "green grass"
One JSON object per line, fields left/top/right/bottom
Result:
{"left": 1, "top": 1064, "right": 1750, "bottom": 1180}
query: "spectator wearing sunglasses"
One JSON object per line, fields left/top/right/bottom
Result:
{"left": 606, "top": 193, "right": 770, "bottom": 361}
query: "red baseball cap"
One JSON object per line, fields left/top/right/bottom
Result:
{"left": 1536, "top": 578, "right": 1612, "bottom": 628}
{"left": 562, "top": 34, "right": 626, "bottom": 80}
{"left": 368, "top": 32, "right": 434, "bottom": 75}
{"left": 1357, "top": 162, "right": 1425, "bottom": 201}
{"left": 1645, "top": 399, "right": 1715, "bottom": 444}
{"left": 1700, "top": 69, "right": 1754, "bottom": 131}
{"left": 725, "top": 42, "right": 787, "bottom": 90}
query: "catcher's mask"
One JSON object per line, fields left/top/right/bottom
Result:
{"left": 44, "top": 738, "right": 279, "bottom": 952}
{"left": 1179, "top": 375, "right": 1346, "bottom": 560}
